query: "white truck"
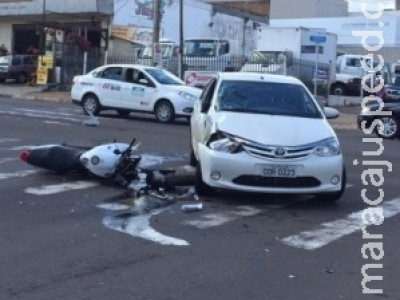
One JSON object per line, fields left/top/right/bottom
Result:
{"left": 331, "top": 54, "right": 391, "bottom": 96}
{"left": 135, "top": 0, "right": 263, "bottom": 78}
{"left": 240, "top": 27, "right": 337, "bottom": 91}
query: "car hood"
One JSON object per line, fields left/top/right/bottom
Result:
{"left": 213, "top": 112, "right": 335, "bottom": 146}
{"left": 385, "top": 84, "right": 400, "bottom": 91}
{"left": 368, "top": 101, "right": 400, "bottom": 111}
{"left": 166, "top": 84, "right": 202, "bottom": 97}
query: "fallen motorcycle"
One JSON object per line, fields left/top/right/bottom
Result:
{"left": 20, "top": 138, "right": 194, "bottom": 195}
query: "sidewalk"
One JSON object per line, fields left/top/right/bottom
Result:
{"left": 0, "top": 83, "right": 71, "bottom": 103}
{"left": 0, "top": 83, "right": 359, "bottom": 129}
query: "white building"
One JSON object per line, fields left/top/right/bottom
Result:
{"left": 271, "top": 12, "right": 400, "bottom": 64}
{"left": 270, "top": 0, "right": 348, "bottom": 19}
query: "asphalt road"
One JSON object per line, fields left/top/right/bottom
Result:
{"left": 0, "top": 96, "right": 399, "bottom": 300}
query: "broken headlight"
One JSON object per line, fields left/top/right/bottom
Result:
{"left": 208, "top": 132, "right": 244, "bottom": 153}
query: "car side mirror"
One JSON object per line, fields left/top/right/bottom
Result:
{"left": 201, "top": 100, "right": 210, "bottom": 113}
{"left": 324, "top": 107, "right": 340, "bottom": 119}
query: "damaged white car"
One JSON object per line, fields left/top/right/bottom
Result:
{"left": 190, "top": 72, "right": 346, "bottom": 202}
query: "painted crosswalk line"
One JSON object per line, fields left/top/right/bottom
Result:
{"left": 25, "top": 181, "right": 99, "bottom": 195}
{"left": 182, "top": 206, "right": 262, "bottom": 229}
{"left": 0, "top": 170, "right": 38, "bottom": 180}
{"left": 0, "top": 158, "right": 18, "bottom": 164}
{"left": 103, "top": 208, "right": 190, "bottom": 246}
{"left": 281, "top": 197, "right": 400, "bottom": 250}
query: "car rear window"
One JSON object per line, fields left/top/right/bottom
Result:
{"left": 217, "top": 80, "right": 322, "bottom": 119}
{"left": 0, "top": 56, "right": 10, "bottom": 65}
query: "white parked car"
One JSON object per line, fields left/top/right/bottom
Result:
{"left": 190, "top": 72, "right": 346, "bottom": 202}
{"left": 71, "top": 64, "right": 202, "bottom": 123}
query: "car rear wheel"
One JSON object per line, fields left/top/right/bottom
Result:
{"left": 17, "top": 73, "right": 27, "bottom": 84}
{"left": 376, "top": 116, "right": 399, "bottom": 139}
{"left": 155, "top": 100, "right": 175, "bottom": 123}
{"left": 330, "top": 83, "right": 346, "bottom": 96}
{"left": 194, "top": 163, "right": 215, "bottom": 197}
{"left": 82, "top": 94, "right": 101, "bottom": 116}
{"left": 315, "top": 167, "right": 346, "bottom": 202}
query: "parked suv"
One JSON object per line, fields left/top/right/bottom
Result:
{"left": 0, "top": 54, "right": 37, "bottom": 83}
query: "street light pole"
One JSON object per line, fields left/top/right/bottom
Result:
{"left": 178, "top": 0, "right": 184, "bottom": 79}
{"left": 153, "top": 0, "right": 161, "bottom": 66}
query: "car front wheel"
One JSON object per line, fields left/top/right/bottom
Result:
{"left": 155, "top": 100, "right": 175, "bottom": 123}
{"left": 376, "top": 116, "right": 399, "bottom": 139}
{"left": 82, "top": 94, "right": 101, "bottom": 116}
{"left": 194, "top": 163, "right": 215, "bottom": 197}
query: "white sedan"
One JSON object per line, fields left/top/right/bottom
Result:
{"left": 190, "top": 72, "right": 346, "bottom": 202}
{"left": 71, "top": 64, "right": 202, "bottom": 123}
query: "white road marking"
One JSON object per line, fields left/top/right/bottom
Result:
{"left": 24, "top": 181, "right": 99, "bottom": 195}
{"left": 97, "top": 203, "right": 131, "bottom": 211}
{"left": 281, "top": 197, "right": 400, "bottom": 250}
{"left": 103, "top": 208, "right": 190, "bottom": 246}
{"left": 0, "top": 170, "right": 38, "bottom": 180}
{"left": 183, "top": 206, "right": 262, "bottom": 229}
{"left": 15, "top": 109, "right": 77, "bottom": 117}
{"left": 2, "top": 145, "right": 36, "bottom": 151}
{"left": 0, "top": 138, "right": 20, "bottom": 143}
{"left": 44, "top": 121, "right": 70, "bottom": 125}
{"left": 0, "top": 158, "right": 18, "bottom": 164}
{"left": 0, "top": 110, "right": 82, "bottom": 123}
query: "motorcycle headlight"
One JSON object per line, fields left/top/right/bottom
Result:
{"left": 178, "top": 91, "right": 197, "bottom": 101}
{"left": 313, "top": 137, "right": 341, "bottom": 156}
{"left": 91, "top": 156, "right": 100, "bottom": 165}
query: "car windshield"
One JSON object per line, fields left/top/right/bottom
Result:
{"left": 217, "top": 80, "right": 322, "bottom": 118}
{"left": 185, "top": 40, "right": 217, "bottom": 57}
{"left": 139, "top": 44, "right": 175, "bottom": 59}
{"left": 0, "top": 56, "right": 10, "bottom": 66}
{"left": 249, "top": 51, "right": 285, "bottom": 65}
{"left": 144, "top": 68, "right": 183, "bottom": 85}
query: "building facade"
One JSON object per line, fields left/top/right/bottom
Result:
{"left": 270, "top": 0, "right": 348, "bottom": 19}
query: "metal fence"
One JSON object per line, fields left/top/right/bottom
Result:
{"left": 57, "top": 52, "right": 331, "bottom": 97}
{"left": 106, "top": 55, "right": 331, "bottom": 96}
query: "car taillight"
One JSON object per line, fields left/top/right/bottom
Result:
{"left": 20, "top": 149, "right": 30, "bottom": 162}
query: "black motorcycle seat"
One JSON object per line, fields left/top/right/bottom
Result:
{"left": 27, "top": 145, "right": 85, "bottom": 173}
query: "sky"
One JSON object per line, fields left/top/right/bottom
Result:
{"left": 346, "top": 0, "right": 395, "bottom": 12}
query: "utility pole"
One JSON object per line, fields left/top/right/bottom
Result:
{"left": 178, "top": 0, "right": 184, "bottom": 79}
{"left": 153, "top": 0, "right": 161, "bottom": 66}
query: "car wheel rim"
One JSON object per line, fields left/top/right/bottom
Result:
{"left": 84, "top": 98, "right": 97, "bottom": 113}
{"left": 379, "top": 117, "right": 397, "bottom": 137}
{"left": 158, "top": 104, "right": 171, "bottom": 121}
{"left": 334, "top": 87, "right": 342, "bottom": 95}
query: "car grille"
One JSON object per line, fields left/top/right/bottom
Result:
{"left": 242, "top": 142, "right": 314, "bottom": 160}
{"left": 233, "top": 175, "right": 321, "bottom": 188}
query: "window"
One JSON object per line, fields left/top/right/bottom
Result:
{"left": 216, "top": 80, "right": 322, "bottom": 118}
{"left": 346, "top": 58, "right": 361, "bottom": 67}
{"left": 22, "top": 56, "right": 34, "bottom": 64}
{"left": 301, "top": 45, "right": 323, "bottom": 54}
{"left": 101, "top": 67, "right": 122, "bottom": 81}
{"left": 11, "top": 56, "right": 22, "bottom": 66}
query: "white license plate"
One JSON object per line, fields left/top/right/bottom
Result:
{"left": 258, "top": 165, "right": 298, "bottom": 177}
